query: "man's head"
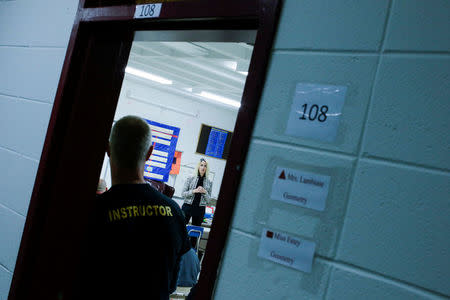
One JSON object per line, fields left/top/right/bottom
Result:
{"left": 108, "top": 115, "right": 153, "bottom": 171}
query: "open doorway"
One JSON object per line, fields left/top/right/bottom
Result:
{"left": 99, "top": 30, "right": 256, "bottom": 296}
{"left": 9, "top": 2, "right": 281, "bottom": 299}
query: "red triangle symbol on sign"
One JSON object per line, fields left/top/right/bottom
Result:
{"left": 279, "top": 170, "right": 286, "bottom": 180}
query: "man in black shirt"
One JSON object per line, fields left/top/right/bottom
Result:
{"left": 82, "top": 116, "right": 190, "bottom": 300}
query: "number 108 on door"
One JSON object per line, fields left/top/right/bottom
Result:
{"left": 134, "top": 3, "right": 162, "bottom": 19}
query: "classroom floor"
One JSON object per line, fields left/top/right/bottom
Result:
{"left": 170, "top": 286, "right": 192, "bottom": 299}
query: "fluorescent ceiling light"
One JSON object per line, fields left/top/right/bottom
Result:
{"left": 160, "top": 42, "right": 209, "bottom": 57}
{"left": 125, "top": 66, "right": 172, "bottom": 85}
{"left": 237, "top": 71, "right": 248, "bottom": 76}
{"left": 198, "top": 91, "right": 241, "bottom": 108}
{"left": 223, "top": 61, "right": 238, "bottom": 71}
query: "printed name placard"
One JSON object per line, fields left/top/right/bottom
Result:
{"left": 285, "top": 83, "right": 347, "bottom": 142}
{"left": 271, "top": 167, "right": 330, "bottom": 211}
{"left": 258, "top": 228, "right": 315, "bottom": 273}
{"left": 134, "top": 3, "right": 162, "bottom": 19}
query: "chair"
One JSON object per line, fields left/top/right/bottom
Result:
{"left": 145, "top": 179, "right": 175, "bottom": 198}
{"left": 186, "top": 225, "right": 204, "bottom": 253}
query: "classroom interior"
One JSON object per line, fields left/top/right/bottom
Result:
{"left": 98, "top": 29, "right": 256, "bottom": 298}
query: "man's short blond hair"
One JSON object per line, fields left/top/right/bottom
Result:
{"left": 109, "top": 116, "right": 152, "bottom": 169}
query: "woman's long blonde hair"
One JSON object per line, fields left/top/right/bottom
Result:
{"left": 194, "top": 158, "right": 209, "bottom": 178}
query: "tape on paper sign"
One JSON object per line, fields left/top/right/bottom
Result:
{"left": 271, "top": 167, "right": 330, "bottom": 211}
{"left": 258, "top": 228, "right": 316, "bottom": 273}
{"left": 285, "top": 83, "right": 347, "bottom": 142}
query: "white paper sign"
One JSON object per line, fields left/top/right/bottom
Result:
{"left": 258, "top": 228, "right": 316, "bottom": 273}
{"left": 271, "top": 167, "right": 330, "bottom": 211}
{"left": 134, "top": 3, "right": 162, "bottom": 19}
{"left": 285, "top": 83, "right": 347, "bottom": 142}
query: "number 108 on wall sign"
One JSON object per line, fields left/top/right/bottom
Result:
{"left": 285, "top": 83, "right": 347, "bottom": 143}
{"left": 134, "top": 3, "right": 162, "bottom": 19}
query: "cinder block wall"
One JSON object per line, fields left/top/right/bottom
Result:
{"left": 215, "top": 0, "right": 450, "bottom": 299}
{"left": 0, "top": 1, "right": 79, "bottom": 298}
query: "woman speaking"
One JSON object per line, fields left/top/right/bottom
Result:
{"left": 181, "top": 158, "right": 212, "bottom": 226}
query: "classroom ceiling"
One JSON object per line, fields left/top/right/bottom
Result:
{"left": 125, "top": 41, "right": 253, "bottom": 110}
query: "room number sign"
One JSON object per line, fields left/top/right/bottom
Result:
{"left": 285, "top": 83, "right": 347, "bottom": 142}
{"left": 134, "top": 3, "right": 162, "bottom": 19}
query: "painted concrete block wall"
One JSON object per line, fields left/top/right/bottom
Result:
{"left": 215, "top": 0, "right": 450, "bottom": 299}
{"left": 0, "top": 0, "right": 79, "bottom": 298}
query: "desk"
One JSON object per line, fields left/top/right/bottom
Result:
{"left": 170, "top": 286, "right": 191, "bottom": 299}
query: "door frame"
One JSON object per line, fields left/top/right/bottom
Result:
{"left": 9, "top": 1, "right": 281, "bottom": 299}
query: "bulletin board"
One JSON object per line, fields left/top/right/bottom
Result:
{"left": 143, "top": 119, "right": 180, "bottom": 182}
{"left": 195, "top": 124, "right": 233, "bottom": 160}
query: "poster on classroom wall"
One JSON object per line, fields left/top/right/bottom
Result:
{"left": 170, "top": 151, "right": 182, "bottom": 175}
{"left": 196, "top": 124, "right": 233, "bottom": 160}
{"left": 144, "top": 119, "right": 180, "bottom": 182}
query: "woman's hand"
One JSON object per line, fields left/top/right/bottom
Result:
{"left": 193, "top": 186, "right": 207, "bottom": 194}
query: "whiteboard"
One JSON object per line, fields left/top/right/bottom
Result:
{"left": 173, "top": 165, "right": 215, "bottom": 198}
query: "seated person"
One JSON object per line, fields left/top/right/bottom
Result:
{"left": 177, "top": 247, "right": 200, "bottom": 287}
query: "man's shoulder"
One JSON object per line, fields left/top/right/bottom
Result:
{"left": 157, "top": 193, "right": 184, "bottom": 215}
{"left": 96, "top": 183, "right": 157, "bottom": 203}
{"left": 133, "top": 184, "right": 185, "bottom": 215}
